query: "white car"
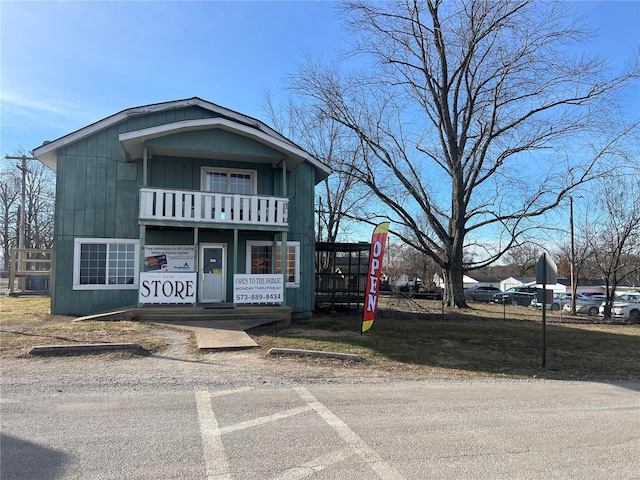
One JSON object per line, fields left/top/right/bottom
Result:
{"left": 598, "top": 293, "right": 640, "bottom": 322}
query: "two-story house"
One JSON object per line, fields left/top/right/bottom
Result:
{"left": 33, "top": 98, "right": 331, "bottom": 318}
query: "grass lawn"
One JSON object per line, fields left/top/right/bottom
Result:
{"left": 1, "top": 295, "right": 638, "bottom": 381}
{"left": 0, "top": 296, "right": 166, "bottom": 358}
{"left": 250, "top": 300, "right": 640, "bottom": 381}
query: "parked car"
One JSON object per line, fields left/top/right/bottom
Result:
{"left": 465, "top": 285, "right": 502, "bottom": 302}
{"left": 562, "top": 293, "right": 606, "bottom": 316}
{"left": 598, "top": 292, "right": 640, "bottom": 322}
{"left": 493, "top": 286, "right": 537, "bottom": 306}
{"left": 530, "top": 292, "right": 572, "bottom": 311}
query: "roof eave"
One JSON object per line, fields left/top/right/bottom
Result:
{"left": 32, "top": 97, "right": 331, "bottom": 181}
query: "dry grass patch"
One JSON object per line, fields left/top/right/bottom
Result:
{"left": 0, "top": 296, "right": 166, "bottom": 358}
{"left": 250, "top": 305, "right": 640, "bottom": 380}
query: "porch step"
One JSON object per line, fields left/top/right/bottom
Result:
{"left": 132, "top": 305, "right": 291, "bottom": 324}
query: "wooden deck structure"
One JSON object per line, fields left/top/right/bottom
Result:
{"left": 315, "top": 242, "right": 371, "bottom": 310}
{"left": 8, "top": 248, "right": 52, "bottom": 295}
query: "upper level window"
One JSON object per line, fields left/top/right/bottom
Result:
{"left": 202, "top": 168, "right": 256, "bottom": 195}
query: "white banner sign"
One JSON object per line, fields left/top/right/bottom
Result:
{"left": 139, "top": 272, "right": 197, "bottom": 304}
{"left": 144, "top": 245, "right": 195, "bottom": 272}
{"left": 234, "top": 274, "right": 283, "bottom": 304}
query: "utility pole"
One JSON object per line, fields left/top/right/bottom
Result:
{"left": 569, "top": 196, "right": 577, "bottom": 315}
{"left": 4, "top": 154, "right": 36, "bottom": 281}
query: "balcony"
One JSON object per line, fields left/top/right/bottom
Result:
{"left": 139, "top": 188, "right": 288, "bottom": 228}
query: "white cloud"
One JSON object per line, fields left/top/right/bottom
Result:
{"left": 1, "top": 90, "right": 77, "bottom": 117}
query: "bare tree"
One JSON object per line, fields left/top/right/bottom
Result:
{"left": 0, "top": 151, "right": 55, "bottom": 272}
{"left": 502, "top": 243, "right": 539, "bottom": 277}
{"left": 586, "top": 176, "right": 640, "bottom": 319}
{"left": 383, "top": 241, "right": 409, "bottom": 281}
{"left": 23, "top": 160, "right": 55, "bottom": 249}
{"left": 0, "top": 169, "right": 20, "bottom": 272}
{"left": 290, "top": 0, "right": 639, "bottom": 307}
{"left": 263, "top": 94, "right": 369, "bottom": 243}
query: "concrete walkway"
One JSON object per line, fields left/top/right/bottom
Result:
{"left": 151, "top": 318, "right": 277, "bottom": 350}
{"left": 70, "top": 307, "right": 286, "bottom": 351}
{"left": 29, "top": 318, "right": 274, "bottom": 356}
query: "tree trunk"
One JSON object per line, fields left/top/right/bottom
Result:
{"left": 602, "top": 279, "right": 613, "bottom": 320}
{"left": 443, "top": 260, "right": 468, "bottom": 308}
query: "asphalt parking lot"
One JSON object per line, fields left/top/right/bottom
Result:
{"left": 2, "top": 336, "right": 639, "bottom": 479}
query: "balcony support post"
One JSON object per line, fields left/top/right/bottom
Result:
{"left": 281, "top": 158, "right": 287, "bottom": 196}
{"left": 143, "top": 145, "right": 148, "bottom": 187}
{"left": 233, "top": 228, "right": 238, "bottom": 307}
{"left": 137, "top": 224, "right": 146, "bottom": 308}
{"left": 193, "top": 227, "right": 199, "bottom": 307}
{"left": 281, "top": 231, "right": 287, "bottom": 306}
{"left": 281, "top": 159, "right": 288, "bottom": 305}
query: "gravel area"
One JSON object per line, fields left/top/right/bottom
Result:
{"left": 0, "top": 327, "right": 409, "bottom": 395}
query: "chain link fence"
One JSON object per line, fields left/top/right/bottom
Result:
{"left": 379, "top": 289, "right": 593, "bottom": 323}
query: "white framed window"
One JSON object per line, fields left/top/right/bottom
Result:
{"left": 201, "top": 167, "right": 257, "bottom": 194}
{"left": 246, "top": 241, "right": 300, "bottom": 287}
{"left": 73, "top": 238, "right": 139, "bottom": 290}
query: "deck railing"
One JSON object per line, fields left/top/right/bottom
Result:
{"left": 139, "top": 188, "right": 288, "bottom": 227}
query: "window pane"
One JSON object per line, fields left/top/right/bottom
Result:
{"left": 206, "top": 172, "right": 227, "bottom": 193}
{"left": 107, "top": 243, "right": 137, "bottom": 285}
{"left": 79, "top": 244, "right": 107, "bottom": 284}
{"left": 251, "top": 245, "right": 271, "bottom": 274}
{"left": 229, "top": 173, "right": 252, "bottom": 194}
{"left": 275, "top": 246, "right": 296, "bottom": 282}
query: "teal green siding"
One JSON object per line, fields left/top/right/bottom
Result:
{"left": 285, "top": 162, "right": 316, "bottom": 318}
{"left": 146, "top": 130, "right": 283, "bottom": 159}
{"left": 149, "top": 156, "right": 275, "bottom": 194}
{"left": 50, "top": 105, "right": 319, "bottom": 317}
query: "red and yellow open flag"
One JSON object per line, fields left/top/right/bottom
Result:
{"left": 362, "top": 222, "right": 390, "bottom": 334}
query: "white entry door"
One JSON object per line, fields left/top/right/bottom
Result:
{"left": 200, "top": 244, "right": 226, "bottom": 302}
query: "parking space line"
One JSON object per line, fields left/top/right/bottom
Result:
{"left": 274, "top": 447, "right": 356, "bottom": 480}
{"left": 209, "top": 387, "right": 252, "bottom": 398}
{"left": 219, "top": 405, "right": 313, "bottom": 435}
{"left": 195, "top": 390, "right": 231, "bottom": 480}
{"left": 274, "top": 447, "right": 355, "bottom": 480}
{"left": 296, "top": 387, "right": 405, "bottom": 480}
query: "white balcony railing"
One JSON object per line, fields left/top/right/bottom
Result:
{"left": 139, "top": 188, "right": 288, "bottom": 227}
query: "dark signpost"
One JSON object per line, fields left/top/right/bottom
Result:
{"left": 536, "top": 253, "right": 557, "bottom": 368}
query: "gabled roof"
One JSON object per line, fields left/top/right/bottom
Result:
{"left": 32, "top": 97, "right": 331, "bottom": 182}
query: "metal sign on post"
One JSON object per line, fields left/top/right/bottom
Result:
{"left": 536, "top": 252, "right": 557, "bottom": 368}
{"left": 536, "top": 253, "right": 557, "bottom": 285}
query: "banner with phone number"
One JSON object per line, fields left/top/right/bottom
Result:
{"left": 233, "top": 274, "right": 283, "bottom": 304}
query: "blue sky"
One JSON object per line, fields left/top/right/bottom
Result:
{"left": 1, "top": 0, "right": 638, "bottom": 160}
{"left": 0, "top": 1, "right": 346, "bottom": 155}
